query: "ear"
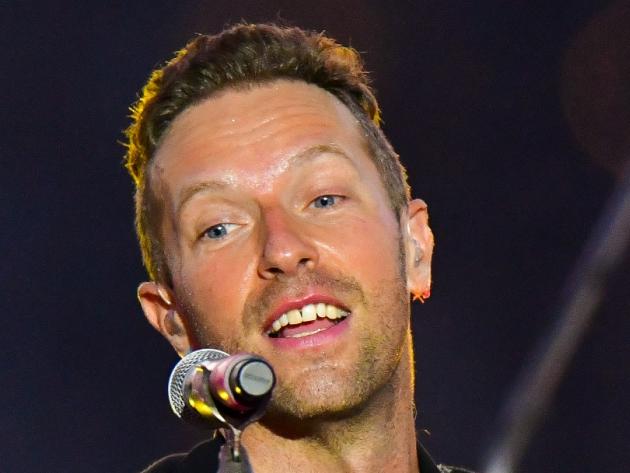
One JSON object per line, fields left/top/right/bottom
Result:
{"left": 403, "top": 199, "right": 434, "bottom": 300}
{"left": 137, "top": 281, "right": 192, "bottom": 357}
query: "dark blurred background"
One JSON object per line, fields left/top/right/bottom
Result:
{"left": 2, "top": 1, "right": 629, "bottom": 472}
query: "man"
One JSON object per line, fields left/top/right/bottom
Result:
{"left": 125, "top": 23, "right": 472, "bottom": 473}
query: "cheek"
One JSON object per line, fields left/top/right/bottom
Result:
{"left": 326, "top": 214, "right": 402, "bottom": 284}
{"left": 177, "top": 244, "right": 259, "bottom": 337}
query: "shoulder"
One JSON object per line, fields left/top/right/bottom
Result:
{"left": 139, "top": 440, "right": 220, "bottom": 473}
{"left": 140, "top": 453, "right": 185, "bottom": 473}
{"left": 418, "top": 442, "right": 476, "bottom": 473}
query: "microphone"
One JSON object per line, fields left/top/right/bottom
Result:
{"left": 168, "top": 348, "right": 276, "bottom": 431}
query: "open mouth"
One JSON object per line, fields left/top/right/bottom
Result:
{"left": 266, "top": 303, "right": 349, "bottom": 339}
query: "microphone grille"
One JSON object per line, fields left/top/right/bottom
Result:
{"left": 167, "top": 348, "right": 228, "bottom": 417}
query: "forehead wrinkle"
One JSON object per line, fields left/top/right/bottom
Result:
{"left": 163, "top": 82, "right": 339, "bottom": 152}
{"left": 159, "top": 82, "right": 356, "bottom": 164}
{"left": 199, "top": 108, "right": 329, "bottom": 154}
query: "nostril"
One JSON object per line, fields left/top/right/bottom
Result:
{"left": 299, "top": 257, "right": 316, "bottom": 271}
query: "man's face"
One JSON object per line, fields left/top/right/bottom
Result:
{"left": 143, "top": 80, "right": 428, "bottom": 419}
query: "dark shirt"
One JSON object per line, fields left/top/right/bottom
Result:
{"left": 140, "top": 438, "right": 475, "bottom": 473}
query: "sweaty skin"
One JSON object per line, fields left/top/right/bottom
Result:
{"left": 138, "top": 80, "right": 433, "bottom": 473}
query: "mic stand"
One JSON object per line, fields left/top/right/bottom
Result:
{"left": 217, "top": 426, "right": 253, "bottom": 473}
{"left": 483, "top": 158, "right": 630, "bottom": 473}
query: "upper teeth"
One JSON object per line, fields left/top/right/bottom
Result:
{"left": 268, "top": 303, "right": 349, "bottom": 334}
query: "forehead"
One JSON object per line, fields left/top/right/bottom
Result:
{"left": 151, "top": 80, "right": 373, "bottom": 193}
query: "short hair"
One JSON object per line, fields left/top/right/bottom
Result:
{"left": 124, "top": 23, "right": 410, "bottom": 282}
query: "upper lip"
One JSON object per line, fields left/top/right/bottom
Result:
{"left": 263, "top": 292, "right": 350, "bottom": 332}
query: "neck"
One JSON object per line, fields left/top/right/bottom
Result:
{"left": 240, "top": 331, "right": 420, "bottom": 473}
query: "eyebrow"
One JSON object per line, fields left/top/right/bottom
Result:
{"left": 289, "top": 143, "right": 351, "bottom": 167}
{"left": 176, "top": 143, "right": 353, "bottom": 215}
{"left": 176, "top": 181, "right": 230, "bottom": 216}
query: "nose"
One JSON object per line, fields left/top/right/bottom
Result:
{"left": 257, "top": 208, "right": 318, "bottom": 279}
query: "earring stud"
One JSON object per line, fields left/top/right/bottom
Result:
{"left": 417, "top": 288, "right": 431, "bottom": 303}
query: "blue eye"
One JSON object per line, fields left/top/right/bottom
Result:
{"left": 313, "top": 195, "right": 338, "bottom": 209}
{"left": 203, "top": 223, "right": 235, "bottom": 240}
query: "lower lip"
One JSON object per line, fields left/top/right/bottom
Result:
{"left": 267, "top": 316, "right": 350, "bottom": 350}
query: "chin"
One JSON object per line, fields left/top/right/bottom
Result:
{"left": 266, "top": 346, "right": 402, "bottom": 423}
{"left": 269, "top": 378, "right": 364, "bottom": 420}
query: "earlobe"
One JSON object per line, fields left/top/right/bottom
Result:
{"left": 137, "top": 281, "right": 192, "bottom": 356}
{"left": 404, "top": 199, "right": 434, "bottom": 300}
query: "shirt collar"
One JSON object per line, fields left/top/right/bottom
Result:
{"left": 418, "top": 441, "right": 442, "bottom": 473}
